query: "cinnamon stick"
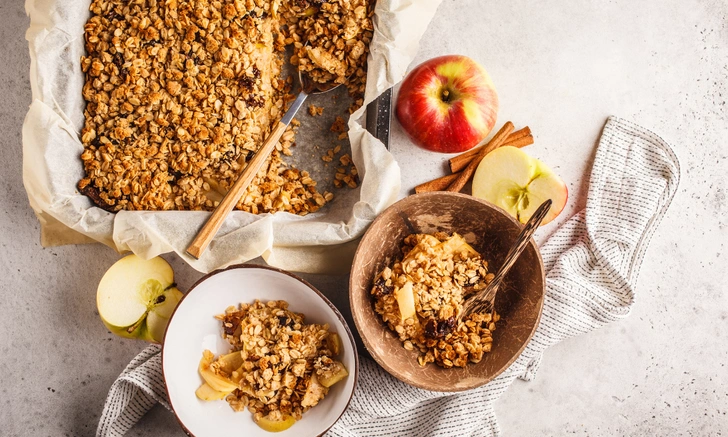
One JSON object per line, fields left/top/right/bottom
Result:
{"left": 446, "top": 121, "right": 514, "bottom": 193}
{"left": 416, "top": 133, "right": 533, "bottom": 194}
{"left": 453, "top": 127, "right": 530, "bottom": 162}
{"left": 449, "top": 134, "right": 533, "bottom": 173}
{"left": 414, "top": 172, "right": 459, "bottom": 194}
{"left": 449, "top": 126, "right": 531, "bottom": 173}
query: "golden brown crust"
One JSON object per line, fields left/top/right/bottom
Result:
{"left": 78, "top": 0, "right": 371, "bottom": 213}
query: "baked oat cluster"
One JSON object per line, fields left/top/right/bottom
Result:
{"left": 78, "top": 0, "right": 372, "bottom": 213}
{"left": 197, "top": 300, "right": 348, "bottom": 428}
{"left": 371, "top": 233, "right": 500, "bottom": 368}
{"left": 284, "top": 0, "right": 372, "bottom": 111}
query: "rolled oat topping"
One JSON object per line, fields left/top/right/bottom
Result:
{"left": 371, "top": 233, "right": 500, "bottom": 368}
{"left": 285, "top": 0, "right": 372, "bottom": 112}
{"left": 78, "top": 0, "right": 372, "bottom": 213}
{"left": 200, "top": 300, "right": 348, "bottom": 426}
{"left": 307, "top": 104, "right": 324, "bottom": 116}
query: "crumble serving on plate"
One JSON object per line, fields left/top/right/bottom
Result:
{"left": 371, "top": 232, "right": 500, "bottom": 368}
{"left": 196, "top": 300, "right": 348, "bottom": 430}
{"left": 78, "top": 0, "right": 372, "bottom": 213}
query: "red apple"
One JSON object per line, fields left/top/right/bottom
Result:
{"left": 395, "top": 55, "right": 498, "bottom": 153}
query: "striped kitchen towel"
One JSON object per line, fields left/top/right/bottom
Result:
{"left": 96, "top": 116, "right": 680, "bottom": 437}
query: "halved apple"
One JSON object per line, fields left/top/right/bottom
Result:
{"left": 96, "top": 255, "right": 183, "bottom": 343}
{"left": 472, "top": 146, "right": 568, "bottom": 225}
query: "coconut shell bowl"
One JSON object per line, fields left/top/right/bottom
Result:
{"left": 349, "top": 191, "right": 545, "bottom": 392}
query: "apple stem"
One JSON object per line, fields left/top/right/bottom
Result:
{"left": 441, "top": 88, "right": 450, "bottom": 103}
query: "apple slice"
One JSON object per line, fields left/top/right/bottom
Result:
{"left": 401, "top": 235, "right": 440, "bottom": 266}
{"left": 96, "top": 255, "right": 183, "bottom": 343}
{"left": 301, "top": 373, "right": 328, "bottom": 408}
{"left": 437, "top": 233, "right": 478, "bottom": 257}
{"left": 472, "top": 146, "right": 568, "bottom": 225}
{"left": 254, "top": 413, "right": 297, "bottom": 432}
{"left": 326, "top": 332, "right": 343, "bottom": 356}
{"left": 318, "top": 360, "right": 349, "bottom": 388}
{"left": 198, "top": 350, "right": 239, "bottom": 393}
{"left": 395, "top": 282, "right": 417, "bottom": 321}
{"left": 195, "top": 383, "right": 230, "bottom": 401}
{"left": 216, "top": 351, "right": 244, "bottom": 375}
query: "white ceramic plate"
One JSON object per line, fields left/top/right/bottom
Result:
{"left": 162, "top": 265, "right": 358, "bottom": 437}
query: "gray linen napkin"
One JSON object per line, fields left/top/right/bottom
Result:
{"left": 96, "top": 116, "right": 680, "bottom": 437}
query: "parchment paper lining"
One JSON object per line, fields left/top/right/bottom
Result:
{"left": 23, "top": 0, "right": 443, "bottom": 273}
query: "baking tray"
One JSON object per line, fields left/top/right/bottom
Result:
{"left": 277, "top": 84, "right": 392, "bottom": 217}
{"left": 366, "top": 88, "right": 392, "bottom": 149}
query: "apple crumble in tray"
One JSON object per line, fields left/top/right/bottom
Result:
{"left": 78, "top": 0, "right": 373, "bottom": 214}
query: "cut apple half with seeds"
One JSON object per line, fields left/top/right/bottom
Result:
{"left": 472, "top": 146, "right": 568, "bottom": 225}
{"left": 96, "top": 255, "right": 183, "bottom": 343}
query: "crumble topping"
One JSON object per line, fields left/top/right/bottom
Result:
{"left": 78, "top": 0, "right": 371, "bottom": 213}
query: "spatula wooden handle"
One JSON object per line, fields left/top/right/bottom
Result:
{"left": 186, "top": 121, "right": 289, "bottom": 259}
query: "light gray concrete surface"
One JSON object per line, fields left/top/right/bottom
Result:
{"left": 2, "top": 0, "right": 727, "bottom": 436}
